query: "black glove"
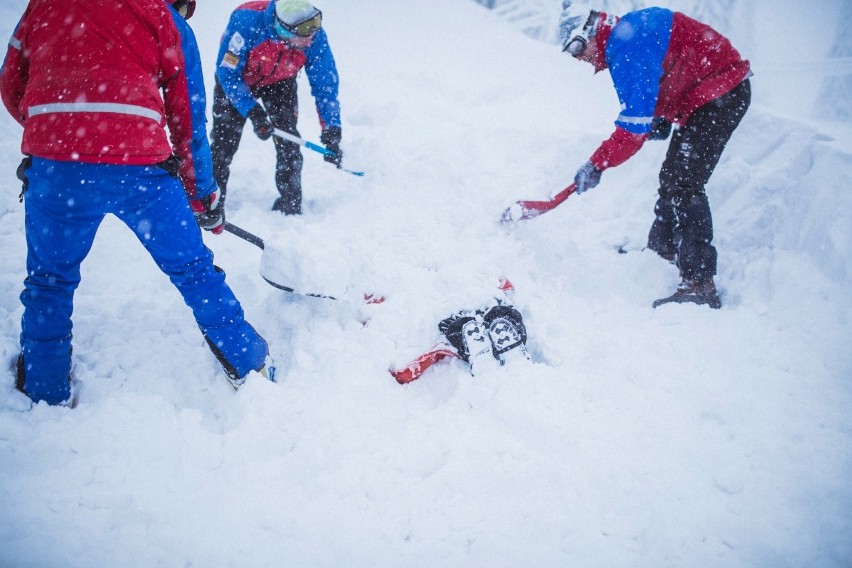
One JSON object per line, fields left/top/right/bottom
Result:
{"left": 247, "top": 104, "right": 274, "bottom": 141}
{"left": 574, "top": 161, "right": 603, "bottom": 194}
{"left": 649, "top": 118, "right": 672, "bottom": 141}
{"left": 320, "top": 126, "right": 342, "bottom": 167}
{"left": 16, "top": 155, "right": 32, "bottom": 199}
{"left": 190, "top": 189, "right": 224, "bottom": 234}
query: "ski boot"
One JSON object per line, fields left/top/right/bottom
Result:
{"left": 482, "top": 304, "right": 530, "bottom": 365}
{"left": 653, "top": 278, "right": 722, "bottom": 309}
{"left": 439, "top": 311, "right": 500, "bottom": 375}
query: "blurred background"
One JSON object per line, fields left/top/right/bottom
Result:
{"left": 471, "top": 0, "right": 852, "bottom": 125}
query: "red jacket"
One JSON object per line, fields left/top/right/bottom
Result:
{"left": 0, "top": 0, "right": 210, "bottom": 196}
{"left": 589, "top": 10, "right": 751, "bottom": 170}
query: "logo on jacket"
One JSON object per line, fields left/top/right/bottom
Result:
{"left": 220, "top": 32, "right": 245, "bottom": 69}
{"left": 228, "top": 32, "right": 245, "bottom": 53}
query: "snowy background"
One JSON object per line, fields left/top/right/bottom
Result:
{"left": 1, "top": 0, "right": 851, "bottom": 566}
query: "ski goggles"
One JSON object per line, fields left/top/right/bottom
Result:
{"left": 563, "top": 35, "right": 588, "bottom": 56}
{"left": 562, "top": 10, "right": 599, "bottom": 56}
{"left": 275, "top": 10, "right": 322, "bottom": 38}
{"left": 171, "top": 0, "right": 195, "bottom": 19}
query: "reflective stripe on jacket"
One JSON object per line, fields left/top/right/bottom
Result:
{"left": 0, "top": 0, "right": 216, "bottom": 199}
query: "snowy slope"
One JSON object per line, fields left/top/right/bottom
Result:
{"left": 1, "top": 1, "right": 850, "bottom": 567}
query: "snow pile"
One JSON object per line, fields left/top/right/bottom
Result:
{"left": 0, "top": 0, "right": 850, "bottom": 566}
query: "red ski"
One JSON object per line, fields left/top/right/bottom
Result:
{"left": 390, "top": 343, "right": 461, "bottom": 384}
{"left": 500, "top": 182, "right": 576, "bottom": 222}
{"left": 390, "top": 278, "right": 518, "bottom": 384}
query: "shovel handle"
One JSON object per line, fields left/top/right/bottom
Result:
{"left": 223, "top": 221, "right": 264, "bottom": 250}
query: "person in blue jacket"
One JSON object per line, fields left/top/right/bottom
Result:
{"left": 211, "top": 0, "right": 342, "bottom": 215}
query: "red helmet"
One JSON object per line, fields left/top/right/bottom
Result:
{"left": 171, "top": 0, "right": 196, "bottom": 19}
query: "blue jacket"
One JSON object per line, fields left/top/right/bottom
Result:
{"left": 214, "top": 0, "right": 340, "bottom": 128}
{"left": 606, "top": 8, "right": 673, "bottom": 135}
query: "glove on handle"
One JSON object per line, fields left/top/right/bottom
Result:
{"left": 574, "top": 161, "right": 603, "bottom": 194}
{"left": 649, "top": 118, "right": 672, "bottom": 141}
{"left": 190, "top": 189, "right": 224, "bottom": 234}
{"left": 320, "top": 126, "right": 342, "bottom": 167}
{"left": 247, "top": 105, "right": 274, "bottom": 141}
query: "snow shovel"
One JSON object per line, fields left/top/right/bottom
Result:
{"left": 500, "top": 182, "right": 577, "bottom": 222}
{"left": 222, "top": 221, "right": 383, "bottom": 304}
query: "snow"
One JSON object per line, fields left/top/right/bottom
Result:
{"left": 1, "top": 0, "right": 850, "bottom": 566}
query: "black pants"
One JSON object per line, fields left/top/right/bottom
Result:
{"left": 647, "top": 79, "right": 751, "bottom": 281}
{"left": 210, "top": 79, "right": 304, "bottom": 214}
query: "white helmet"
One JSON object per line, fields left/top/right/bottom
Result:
{"left": 559, "top": 1, "right": 599, "bottom": 55}
{"left": 275, "top": 0, "right": 322, "bottom": 38}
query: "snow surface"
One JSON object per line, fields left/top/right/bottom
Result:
{"left": 1, "top": 0, "right": 850, "bottom": 566}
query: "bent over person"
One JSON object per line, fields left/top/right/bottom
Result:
{"left": 559, "top": 2, "right": 751, "bottom": 309}
{"left": 211, "top": 0, "right": 342, "bottom": 215}
{"left": 1, "top": 0, "right": 270, "bottom": 406}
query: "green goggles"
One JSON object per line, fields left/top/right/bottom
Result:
{"left": 275, "top": 10, "right": 322, "bottom": 38}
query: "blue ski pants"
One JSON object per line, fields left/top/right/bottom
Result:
{"left": 18, "top": 158, "right": 268, "bottom": 405}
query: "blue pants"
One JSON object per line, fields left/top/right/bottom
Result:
{"left": 19, "top": 158, "right": 268, "bottom": 404}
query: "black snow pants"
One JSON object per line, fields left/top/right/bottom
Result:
{"left": 647, "top": 79, "right": 751, "bottom": 281}
{"left": 211, "top": 78, "right": 304, "bottom": 214}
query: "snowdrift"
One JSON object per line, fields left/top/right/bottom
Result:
{"left": 0, "top": 0, "right": 849, "bottom": 566}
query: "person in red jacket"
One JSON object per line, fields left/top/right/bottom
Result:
{"left": 1, "top": 0, "right": 271, "bottom": 406}
{"left": 560, "top": 2, "right": 752, "bottom": 309}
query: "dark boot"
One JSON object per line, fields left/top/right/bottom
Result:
{"left": 653, "top": 278, "right": 722, "bottom": 309}
{"left": 271, "top": 196, "right": 301, "bottom": 215}
{"left": 656, "top": 249, "right": 677, "bottom": 263}
{"left": 15, "top": 354, "right": 26, "bottom": 394}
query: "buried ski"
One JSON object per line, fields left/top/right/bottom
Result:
{"left": 390, "top": 278, "right": 530, "bottom": 384}
{"left": 222, "top": 222, "right": 384, "bottom": 304}
{"left": 390, "top": 308, "right": 531, "bottom": 384}
{"left": 390, "top": 342, "right": 461, "bottom": 384}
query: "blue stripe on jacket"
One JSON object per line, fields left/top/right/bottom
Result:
{"left": 606, "top": 8, "right": 673, "bottom": 135}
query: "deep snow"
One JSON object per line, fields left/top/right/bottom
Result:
{"left": 1, "top": 1, "right": 850, "bottom": 567}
